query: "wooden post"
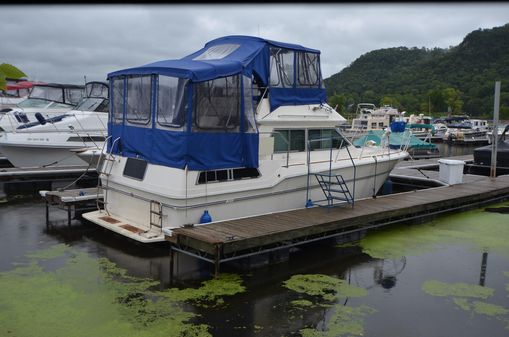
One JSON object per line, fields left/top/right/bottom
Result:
{"left": 67, "top": 205, "right": 72, "bottom": 227}
{"left": 45, "top": 200, "right": 49, "bottom": 227}
{"left": 490, "top": 81, "right": 501, "bottom": 179}
{"left": 214, "top": 244, "right": 221, "bottom": 278}
{"left": 169, "top": 245, "right": 174, "bottom": 285}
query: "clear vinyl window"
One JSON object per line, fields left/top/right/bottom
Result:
{"left": 193, "top": 75, "right": 240, "bottom": 132}
{"left": 126, "top": 75, "right": 152, "bottom": 126}
{"left": 157, "top": 76, "right": 188, "bottom": 129}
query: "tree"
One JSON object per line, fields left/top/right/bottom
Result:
{"left": 442, "top": 87, "right": 463, "bottom": 114}
{"left": 0, "top": 63, "right": 27, "bottom": 90}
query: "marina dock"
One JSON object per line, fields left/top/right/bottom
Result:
{"left": 165, "top": 155, "right": 509, "bottom": 276}
{"left": 40, "top": 187, "right": 103, "bottom": 227}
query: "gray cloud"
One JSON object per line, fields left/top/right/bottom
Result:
{"left": 1, "top": 4, "right": 509, "bottom": 84}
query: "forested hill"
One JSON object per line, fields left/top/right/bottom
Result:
{"left": 323, "top": 23, "right": 509, "bottom": 118}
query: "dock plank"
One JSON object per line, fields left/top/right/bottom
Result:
{"left": 170, "top": 174, "right": 509, "bottom": 255}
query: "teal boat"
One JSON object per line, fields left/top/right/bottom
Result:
{"left": 353, "top": 129, "right": 439, "bottom": 159}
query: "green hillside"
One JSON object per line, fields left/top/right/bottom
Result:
{"left": 324, "top": 23, "right": 509, "bottom": 119}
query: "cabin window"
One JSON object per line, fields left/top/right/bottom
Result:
{"left": 193, "top": 44, "right": 240, "bottom": 60}
{"left": 197, "top": 167, "right": 260, "bottom": 184}
{"left": 193, "top": 75, "right": 240, "bottom": 131}
{"left": 111, "top": 77, "right": 124, "bottom": 125}
{"left": 308, "top": 129, "right": 348, "bottom": 150}
{"left": 157, "top": 76, "right": 188, "bottom": 129}
{"left": 269, "top": 47, "right": 295, "bottom": 88}
{"left": 297, "top": 52, "right": 320, "bottom": 87}
{"left": 274, "top": 129, "right": 305, "bottom": 152}
{"left": 126, "top": 75, "right": 152, "bottom": 126}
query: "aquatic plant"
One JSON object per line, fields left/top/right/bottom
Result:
{"left": 283, "top": 274, "right": 367, "bottom": 302}
{"left": 0, "top": 243, "right": 246, "bottom": 337}
{"left": 360, "top": 201, "right": 509, "bottom": 260}
{"left": 299, "top": 305, "right": 376, "bottom": 337}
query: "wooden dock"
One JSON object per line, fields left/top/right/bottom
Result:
{"left": 166, "top": 171, "right": 509, "bottom": 276}
{"left": 40, "top": 187, "right": 103, "bottom": 227}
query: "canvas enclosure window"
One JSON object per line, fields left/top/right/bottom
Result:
{"left": 30, "top": 86, "right": 64, "bottom": 103}
{"left": 111, "top": 77, "right": 124, "bottom": 125}
{"left": 157, "top": 76, "right": 188, "bottom": 129}
{"left": 243, "top": 75, "right": 257, "bottom": 133}
{"left": 269, "top": 48, "right": 295, "bottom": 88}
{"left": 193, "top": 44, "right": 240, "bottom": 60}
{"left": 126, "top": 75, "right": 152, "bottom": 126}
{"left": 297, "top": 52, "right": 320, "bottom": 88}
{"left": 193, "top": 75, "right": 240, "bottom": 131}
{"left": 65, "top": 88, "right": 84, "bottom": 105}
{"left": 86, "top": 83, "right": 108, "bottom": 99}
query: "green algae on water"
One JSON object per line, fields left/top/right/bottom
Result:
{"left": 299, "top": 305, "right": 377, "bottom": 337}
{"left": 0, "top": 243, "right": 246, "bottom": 337}
{"left": 157, "top": 273, "right": 246, "bottom": 307}
{"left": 359, "top": 201, "right": 509, "bottom": 259}
{"left": 290, "top": 299, "right": 315, "bottom": 308}
{"left": 422, "top": 280, "right": 494, "bottom": 299}
{"left": 283, "top": 274, "right": 367, "bottom": 302}
{"left": 471, "top": 301, "right": 509, "bottom": 316}
{"left": 425, "top": 280, "right": 509, "bottom": 330}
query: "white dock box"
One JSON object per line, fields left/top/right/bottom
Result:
{"left": 438, "top": 159, "right": 465, "bottom": 185}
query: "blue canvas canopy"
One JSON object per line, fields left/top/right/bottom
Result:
{"left": 107, "top": 35, "right": 327, "bottom": 170}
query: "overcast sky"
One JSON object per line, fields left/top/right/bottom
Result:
{"left": 2, "top": 3, "right": 509, "bottom": 85}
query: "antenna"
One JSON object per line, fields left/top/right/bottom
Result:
{"left": 84, "top": 75, "right": 87, "bottom": 85}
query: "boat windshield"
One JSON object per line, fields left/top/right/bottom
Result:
{"left": 75, "top": 97, "right": 109, "bottom": 112}
{"left": 85, "top": 82, "right": 109, "bottom": 99}
{"left": 17, "top": 98, "right": 73, "bottom": 109}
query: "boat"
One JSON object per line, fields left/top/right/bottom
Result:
{"left": 471, "top": 124, "right": 509, "bottom": 175}
{"left": 439, "top": 115, "right": 490, "bottom": 144}
{"left": 353, "top": 127, "right": 439, "bottom": 160}
{"left": 404, "top": 113, "right": 435, "bottom": 140}
{"left": 0, "top": 81, "right": 108, "bottom": 168}
{"left": 0, "top": 83, "right": 85, "bottom": 132}
{"left": 82, "top": 35, "right": 409, "bottom": 243}
{"left": 341, "top": 103, "right": 403, "bottom": 140}
{"left": 0, "top": 80, "right": 35, "bottom": 110}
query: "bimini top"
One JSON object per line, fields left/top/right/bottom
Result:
{"left": 107, "top": 35, "right": 327, "bottom": 170}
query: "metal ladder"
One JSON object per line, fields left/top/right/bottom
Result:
{"left": 149, "top": 200, "right": 163, "bottom": 233}
{"left": 314, "top": 173, "right": 354, "bottom": 208}
{"left": 96, "top": 136, "right": 120, "bottom": 215}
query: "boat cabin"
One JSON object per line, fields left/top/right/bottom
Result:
{"left": 107, "top": 35, "right": 328, "bottom": 171}
{"left": 16, "top": 83, "right": 85, "bottom": 109}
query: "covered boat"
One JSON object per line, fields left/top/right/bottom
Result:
{"left": 82, "top": 35, "right": 408, "bottom": 243}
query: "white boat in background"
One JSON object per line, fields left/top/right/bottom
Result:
{"left": 82, "top": 35, "right": 408, "bottom": 243}
{"left": 341, "top": 103, "right": 403, "bottom": 140}
{"left": 0, "top": 80, "right": 35, "bottom": 110}
{"left": 441, "top": 116, "right": 490, "bottom": 144}
{"left": 0, "top": 83, "right": 85, "bottom": 132}
{"left": 0, "top": 82, "right": 108, "bottom": 168}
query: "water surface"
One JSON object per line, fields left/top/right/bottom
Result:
{"left": 1, "top": 195, "right": 508, "bottom": 336}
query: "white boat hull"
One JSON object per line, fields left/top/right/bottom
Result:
{"left": 0, "top": 132, "right": 104, "bottom": 168}
{"left": 83, "top": 148, "right": 407, "bottom": 243}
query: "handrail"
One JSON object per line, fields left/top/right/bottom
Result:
{"left": 305, "top": 133, "right": 356, "bottom": 207}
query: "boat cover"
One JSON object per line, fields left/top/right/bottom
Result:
{"left": 107, "top": 35, "right": 327, "bottom": 170}
{"left": 353, "top": 130, "right": 437, "bottom": 150}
